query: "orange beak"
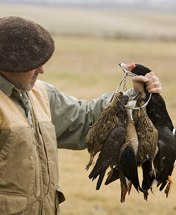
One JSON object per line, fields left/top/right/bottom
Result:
{"left": 119, "top": 63, "right": 136, "bottom": 72}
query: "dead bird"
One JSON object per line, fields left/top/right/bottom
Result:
{"left": 120, "top": 62, "right": 176, "bottom": 198}
{"left": 133, "top": 98, "right": 158, "bottom": 200}
{"left": 118, "top": 92, "right": 147, "bottom": 201}
{"left": 104, "top": 93, "right": 148, "bottom": 202}
{"left": 85, "top": 92, "right": 126, "bottom": 170}
{"left": 88, "top": 95, "right": 129, "bottom": 190}
{"left": 89, "top": 123, "right": 126, "bottom": 190}
{"left": 133, "top": 99, "right": 158, "bottom": 171}
{"left": 146, "top": 93, "right": 176, "bottom": 198}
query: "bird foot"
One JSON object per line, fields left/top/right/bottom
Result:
{"left": 149, "top": 162, "right": 156, "bottom": 178}
{"left": 165, "top": 175, "right": 173, "bottom": 197}
{"left": 150, "top": 187, "right": 155, "bottom": 195}
{"left": 106, "top": 168, "right": 114, "bottom": 179}
{"left": 85, "top": 156, "right": 94, "bottom": 171}
{"left": 128, "top": 182, "right": 132, "bottom": 195}
{"left": 121, "top": 188, "right": 128, "bottom": 203}
{"left": 85, "top": 163, "right": 91, "bottom": 171}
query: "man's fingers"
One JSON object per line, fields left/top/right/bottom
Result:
{"left": 145, "top": 74, "right": 162, "bottom": 93}
{"left": 132, "top": 75, "right": 149, "bottom": 83}
{"left": 132, "top": 70, "right": 162, "bottom": 95}
{"left": 146, "top": 84, "right": 162, "bottom": 93}
{"left": 145, "top": 71, "right": 155, "bottom": 79}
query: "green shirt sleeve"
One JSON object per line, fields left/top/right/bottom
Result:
{"left": 43, "top": 82, "right": 135, "bottom": 150}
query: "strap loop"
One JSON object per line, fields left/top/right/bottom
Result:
{"left": 116, "top": 67, "right": 152, "bottom": 110}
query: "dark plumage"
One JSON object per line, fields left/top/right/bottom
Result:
{"left": 105, "top": 152, "right": 133, "bottom": 203}
{"left": 88, "top": 95, "right": 129, "bottom": 190}
{"left": 105, "top": 166, "right": 119, "bottom": 185}
{"left": 85, "top": 92, "right": 126, "bottom": 170}
{"left": 120, "top": 62, "right": 176, "bottom": 198}
{"left": 89, "top": 123, "right": 126, "bottom": 190}
{"left": 146, "top": 94, "right": 176, "bottom": 198}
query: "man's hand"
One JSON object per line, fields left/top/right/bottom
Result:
{"left": 132, "top": 71, "right": 162, "bottom": 100}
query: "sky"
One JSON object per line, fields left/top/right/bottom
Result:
{"left": 0, "top": 0, "right": 176, "bottom": 11}
{"left": 0, "top": 0, "right": 175, "bottom": 5}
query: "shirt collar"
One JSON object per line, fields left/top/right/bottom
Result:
{"left": 0, "top": 74, "right": 20, "bottom": 97}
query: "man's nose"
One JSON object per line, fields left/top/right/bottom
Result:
{"left": 36, "top": 66, "right": 44, "bottom": 74}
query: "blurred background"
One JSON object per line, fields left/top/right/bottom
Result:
{"left": 1, "top": 1, "right": 176, "bottom": 214}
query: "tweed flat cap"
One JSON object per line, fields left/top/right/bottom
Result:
{"left": 0, "top": 16, "right": 55, "bottom": 72}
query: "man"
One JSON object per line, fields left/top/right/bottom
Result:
{"left": 0, "top": 16, "right": 162, "bottom": 215}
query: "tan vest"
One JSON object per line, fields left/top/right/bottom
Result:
{"left": 0, "top": 80, "right": 65, "bottom": 215}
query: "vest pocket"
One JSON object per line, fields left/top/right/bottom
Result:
{"left": 0, "top": 193, "right": 27, "bottom": 215}
{"left": 55, "top": 186, "right": 65, "bottom": 214}
{"left": 56, "top": 185, "right": 65, "bottom": 204}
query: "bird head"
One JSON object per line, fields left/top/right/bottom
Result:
{"left": 119, "top": 63, "right": 152, "bottom": 76}
{"left": 126, "top": 92, "right": 142, "bottom": 109}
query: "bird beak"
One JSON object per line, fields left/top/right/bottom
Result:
{"left": 119, "top": 63, "right": 136, "bottom": 72}
{"left": 132, "top": 92, "right": 142, "bottom": 101}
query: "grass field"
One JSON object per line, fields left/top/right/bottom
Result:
{"left": 1, "top": 4, "right": 176, "bottom": 215}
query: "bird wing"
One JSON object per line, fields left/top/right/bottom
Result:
{"left": 120, "top": 145, "right": 140, "bottom": 192}
{"left": 89, "top": 124, "right": 126, "bottom": 189}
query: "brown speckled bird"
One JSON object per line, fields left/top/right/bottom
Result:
{"left": 133, "top": 99, "right": 158, "bottom": 170}
{"left": 88, "top": 95, "right": 129, "bottom": 190}
{"left": 133, "top": 98, "right": 158, "bottom": 199}
{"left": 85, "top": 92, "right": 125, "bottom": 170}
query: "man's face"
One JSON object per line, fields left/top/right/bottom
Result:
{"left": 0, "top": 66, "right": 44, "bottom": 92}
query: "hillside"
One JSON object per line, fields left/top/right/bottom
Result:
{"left": 0, "top": 4, "right": 176, "bottom": 40}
